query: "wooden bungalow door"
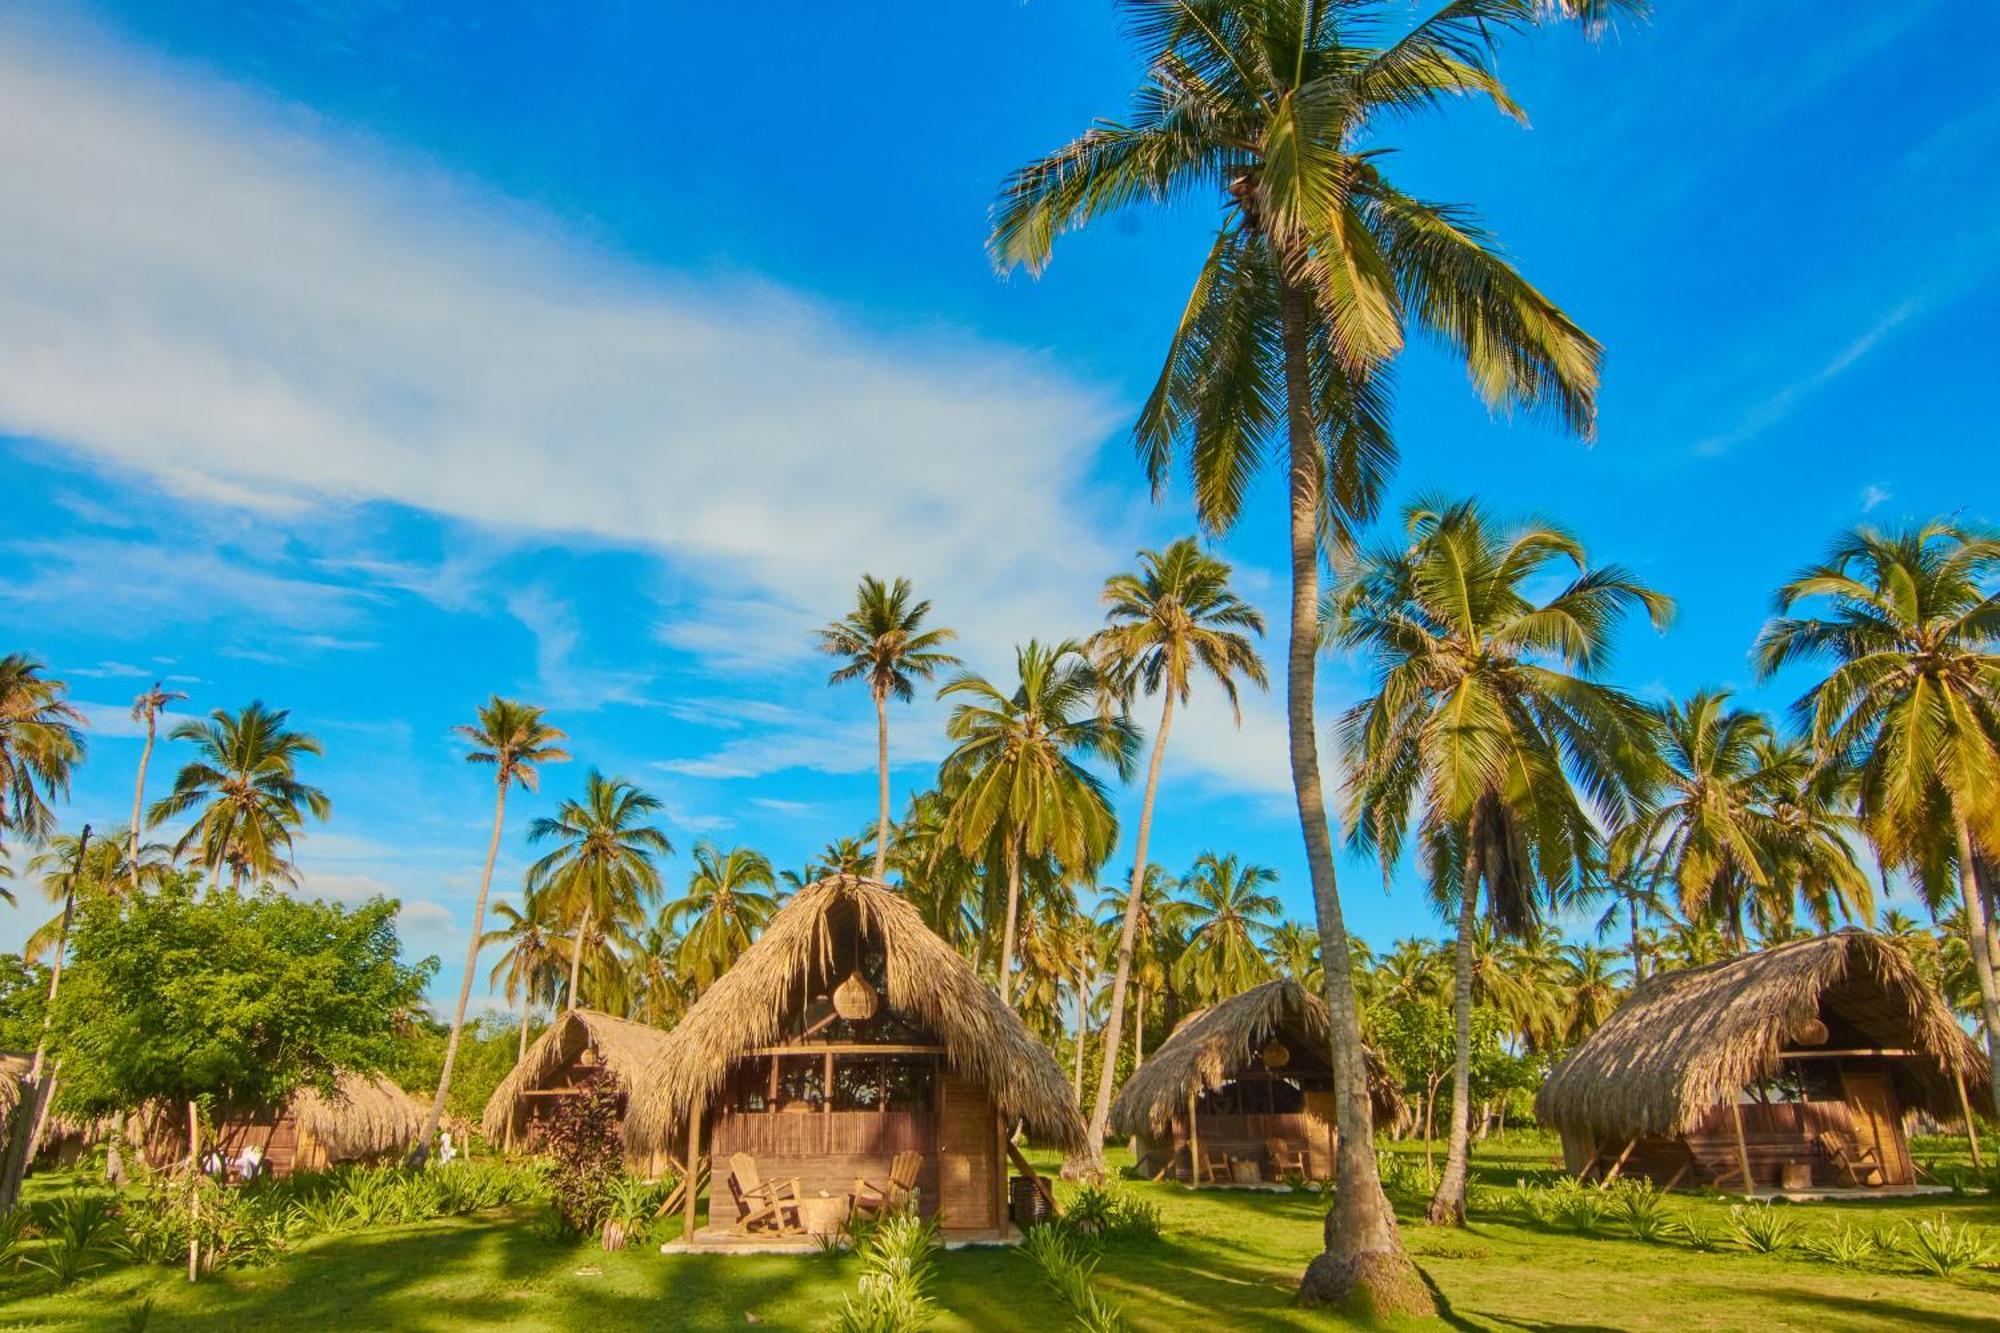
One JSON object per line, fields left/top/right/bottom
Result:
{"left": 1839, "top": 1068, "right": 1911, "bottom": 1185}
{"left": 936, "top": 1070, "right": 996, "bottom": 1230}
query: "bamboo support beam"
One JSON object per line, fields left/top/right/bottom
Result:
{"left": 1187, "top": 1091, "right": 1201, "bottom": 1187}
{"left": 1597, "top": 1138, "right": 1638, "bottom": 1189}
{"left": 682, "top": 1112, "right": 702, "bottom": 1244}
{"left": 1728, "top": 1100, "right": 1754, "bottom": 1194}
{"left": 1956, "top": 1073, "right": 1984, "bottom": 1170}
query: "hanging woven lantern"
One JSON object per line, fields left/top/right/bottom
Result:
{"left": 1260, "top": 1038, "right": 1291, "bottom": 1070}
{"left": 1789, "top": 1016, "right": 1829, "bottom": 1047}
{"left": 833, "top": 970, "right": 880, "bottom": 1021}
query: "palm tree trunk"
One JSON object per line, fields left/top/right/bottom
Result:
{"left": 1278, "top": 278, "right": 1427, "bottom": 1315}
{"left": 568, "top": 903, "right": 592, "bottom": 1013}
{"left": 1086, "top": 689, "right": 1175, "bottom": 1166}
{"left": 1428, "top": 828, "right": 1482, "bottom": 1226}
{"left": 873, "top": 689, "right": 891, "bottom": 881}
{"left": 1629, "top": 897, "right": 1644, "bottom": 984}
{"left": 1071, "top": 963, "right": 1088, "bottom": 1103}
{"left": 1134, "top": 986, "right": 1145, "bottom": 1070}
{"left": 518, "top": 993, "right": 533, "bottom": 1062}
{"left": 997, "top": 836, "right": 1023, "bottom": 1006}
{"left": 130, "top": 711, "right": 157, "bottom": 893}
{"left": 1953, "top": 817, "right": 2000, "bottom": 1116}
{"left": 416, "top": 777, "right": 511, "bottom": 1164}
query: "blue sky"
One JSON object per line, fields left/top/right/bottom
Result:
{"left": 2, "top": 2, "right": 1996, "bottom": 1010}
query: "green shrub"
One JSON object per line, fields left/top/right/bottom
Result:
{"left": 829, "top": 1210, "right": 940, "bottom": 1333}
{"left": 1891, "top": 1214, "right": 1997, "bottom": 1277}
{"left": 24, "top": 1191, "right": 125, "bottom": 1289}
{"left": 599, "top": 1174, "right": 669, "bottom": 1251}
{"left": 1669, "top": 1212, "right": 1724, "bottom": 1252}
{"left": 1610, "top": 1182, "right": 1670, "bottom": 1243}
{"left": 1801, "top": 1222, "right": 1876, "bottom": 1268}
{"left": 1726, "top": 1203, "right": 1803, "bottom": 1255}
{"left": 1022, "top": 1222, "right": 1130, "bottom": 1333}
{"left": 1062, "top": 1182, "right": 1160, "bottom": 1243}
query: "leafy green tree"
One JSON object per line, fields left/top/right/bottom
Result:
{"left": 418, "top": 697, "right": 569, "bottom": 1163}
{"left": 0, "top": 653, "right": 85, "bottom": 861}
{"left": 0, "top": 954, "right": 49, "bottom": 1051}
{"left": 48, "top": 875, "right": 432, "bottom": 1125}
{"left": 1756, "top": 521, "right": 2000, "bottom": 1115}
{"left": 1095, "top": 863, "right": 1184, "bottom": 1071}
{"left": 22, "top": 827, "right": 174, "bottom": 963}
{"left": 818, "top": 575, "right": 961, "bottom": 880}
{"left": 1084, "top": 537, "right": 1266, "bottom": 1164}
{"left": 1334, "top": 497, "right": 1665, "bottom": 1223}
{"left": 526, "top": 771, "right": 672, "bottom": 1013}
{"left": 1557, "top": 944, "right": 1628, "bottom": 1044}
{"left": 665, "top": 842, "right": 779, "bottom": 992}
{"left": 1175, "top": 853, "right": 1281, "bottom": 1005}
{"left": 940, "top": 641, "right": 1137, "bottom": 1006}
{"left": 993, "top": 0, "right": 1637, "bottom": 1303}
{"left": 1267, "top": 920, "right": 1322, "bottom": 990}
{"left": 148, "top": 701, "right": 330, "bottom": 891}
{"left": 125, "top": 681, "right": 188, "bottom": 891}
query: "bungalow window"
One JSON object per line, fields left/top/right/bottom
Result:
{"left": 774, "top": 1055, "right": 827, "bottom": 1112}
{"left": 831, "top": 1057, "right": 937, "bottom": 1113}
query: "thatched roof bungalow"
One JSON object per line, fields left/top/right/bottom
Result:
{"left": 627, "top": 875, "right": 1084, "bottom": 1244}
{"left": 1110, "top": 977, "right": 1401, "bottom": 1184}
{"left": 1537, "top": 930, "right": 1988, "bottom": 1193}
{"left": 482, "top": 1009, "right": 675, "bottom": 1172}
{"left": 210, "top": 1072, "right": 428, "bottom": 1176}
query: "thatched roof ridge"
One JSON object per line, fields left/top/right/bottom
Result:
{"left": 1110, "top": 977, "right": 1400, "bottom": 1137}
{"left": 480, "top": 1008, "right": 674, "bottom": 1146}
{"left": 625, "top": 876, "right": 1084, "bottom": 1152}
{"left": 293, "top": 1072, "right": 427, "bottom": 1160}
{"left": 1536, "top": 930, "right": 1989, "bottom": 1139}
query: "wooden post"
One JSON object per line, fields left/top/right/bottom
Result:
{"left": 1597, "top": 1138, "right": 1638, "bottom": 1189}
{"left": 1187, "top": 1090, "right": 1201, "bottom": 1186}
{"left": 187, "top": 1100, "right": 201, "bottom": 1282}
{"left": 1956, "top": 1073, "right": 1984, "bottom": 1170}
{"left": 682, "top": 1110, "right": 702, "bottom": 1244}
{"left": 1728, "top": 1099, "right": 1754, "bottom": 1195}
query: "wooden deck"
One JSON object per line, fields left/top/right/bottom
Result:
{"left": 659, "top": 1222, "right": 1020, "bottom": 1255}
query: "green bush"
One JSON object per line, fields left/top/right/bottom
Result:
{"left": 24, "top": 1191, "right": 125, "bottom": 1289}
{"left": 829, "top": 1210, "right": 939, "bottom": 1333}
{"left": 1061, "top": 1182, "right": 1160, "bottom": 1243}
{"left": 599, "top": 1174, "right": 670, "bottom": 1252}
{"left": 1891, "top": 1214, "right": 1997, "bottom": 1277}
{"left": 1800, "top": 1221, "right": 1876, "bottom": 1268}
{"left": 1725, "top": 1203, "right": 1803, "bottom": 1255}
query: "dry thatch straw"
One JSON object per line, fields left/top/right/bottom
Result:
{"left": 624, "top": 875, "right": 1085, "bottom": 1153}
{"left": 1536, "top": 929, "right": 1990, "bottom": 1141}
{"left": 292, "top": 1072, "right": 428, "bottom": 1161}
{"left": 1110, "top": 977, "right": 1403, "bottom": 1138}
{"left": 0, "top": 1052, "right": 28, "bottom": 1123}
{"left": 481, "top": 1008, "right": 674, "bottom": 1150}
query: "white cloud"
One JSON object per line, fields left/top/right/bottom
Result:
{"left": 1860, "top": 484, "right": 1892, "bottom": 513}
{"left": 1691, "top": 300, "right": 1919, "bottom": 456}
{"left": 503, "top": 585, "right": 653, "bottom": 711}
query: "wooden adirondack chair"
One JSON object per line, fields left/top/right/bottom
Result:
{"left": 1817, "top": 1130, "right": 1885, "bottom": 1188}
{"left": 727, "top": 1152, "right": 805, "bottom": 1233}
{"left": 852, "top": 1151, "right": 924, "bottom": 1222}
{"left": 1266, "top": 1138, "right": 1307, "bottom": 1179}
{"left": 1201, "top": 1147, "right": 1234, "bottom": 1183}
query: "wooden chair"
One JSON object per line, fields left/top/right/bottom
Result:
{"left": 1817, "top": 1131, "right": 1885, "bottom": 1188}
{"left": 1266, "top": 1138, "right": 1307, "bottom": 1180}
{"left": 852, "top": 1151, "right": 924, "bottom": 1221}
{"left": 1201, "top": 1147, "right": 1234, "bottom": 1183}
{"left": 727, "top": 1152, "right": 805, "bottom": 1234}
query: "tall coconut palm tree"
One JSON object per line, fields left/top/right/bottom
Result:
{"left": 818, "top": 575, "right": 961, "bottom": 880}
{"left": 1267, "top": 920, "right": 1323, "bottom": 989}
{"left": 939, "top": 640, "right": 1138, "bottom": 1006}
{"left": 125, "top": 682, "right": 187, "bottom": 892}
{"left": 1334, "top": 497, "right": 1666, "bottom": 1223}
{"left": 147, "top": 701, "right": 329, "bottom": 891}
{"left": 992, "top": 0, "right": 1636, "bottom": 1302}
{"left": 0, "top": 654, "right": 85, "bottom": 858}
{"left": 1591, "top": 844, "right": 1671, "bottom": 985}
{"left": 22, "top": 827, "right": 173, "bottom": 962}
{"left": 417, "top": 698, "right": 569, "bottom": 1162}
{"left": 1755, "top": 521, "right": 2000, "bottom": 1115}
{"left": 483, "top": 889, "right": 568, "bottom": 1062}
{"left": 1095, "top": 863, "right": 1184, "bottom": 1070}
{"left": 1557, "top": 944, "right": 1628, "bottom": 1044}
{"left": 1612, "top": 692, "right": 1798, "bottom": 939}
{"left": 526, "top": 771, "right": 672, "bottom": 1013}
{"left": 665, "top": 842, "right": 779, "bottom": 991}
{"left": 625, "top": 913, "right": 693, "bottom": 1027}
{"left": 1083, "top": 537, "right": 1267, "bottom": 1164}
{"left": 1746, "top": 735, "right": 1871, "bottom": 933}
{"left": 1175, "top": 853, "right": 1281, "bottom": 1006}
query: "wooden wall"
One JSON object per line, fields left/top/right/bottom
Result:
{"left": 1558, "top": 1095, "right": 1913, "bottom": 1189}
{"left": 1172, "top": 1109, "right": 1334, "bottom": 1182}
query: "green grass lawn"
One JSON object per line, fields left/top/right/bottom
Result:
{"left": 5, "top": 1135, "right": 1996, "bottom": 1331}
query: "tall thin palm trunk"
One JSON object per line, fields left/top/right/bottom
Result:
{"left": 416, "top": 779, "right": 512, "bottom": 1162}
{"left": 1280, "top": 283, "right": 1426, "bottom": 1313}
{"left": 997, "top": 837, "right": 1023, "bottom": 1007}
{"left": 1134, "top": 986, "right": 1145, "bottom": 1070}
{"left": 567, "top": 903, "right": 592, "bottom": 1013}
{"left": 1953, "top": 817, "right": 2000, "bottom": 1115}
{"left": 1429, "top": 832, "right": 1482, "bottom": 1225}
{"left": 518, "top": 995, "right": 533, "bottom": 1062}
{"left": 1072, "top": 962, "right": 1089, "bottom": 1103}
{"left": 1629, "top": 898, "right": 1644, "bottom": 984}
{"left": 1087, "top": 689, "right": 1175, "bottom": 1162}
{"left": 130, "top": 705, "right": 159, "bottom": 893}
{"left": 874, "top": 688, "right": 891, "bottom": 881}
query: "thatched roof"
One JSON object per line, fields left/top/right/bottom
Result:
{"left": 625, "top": 875, "right": 1085, "bottom": 1153}
{"left": 1536, "top": 930, "right": 1990, "bottom": 1140}
{"left": 1110, "top": 977, "right": 1403, "bottom": 1138}
{"left": 292, "top": 1072, "right": 427, "bottom": 1161}
{"left": 0, "top": 1053, "right": 28, "bottom": 1122}
{"left": 481, "top": 1008, "right": 674, "bottom": 1147}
